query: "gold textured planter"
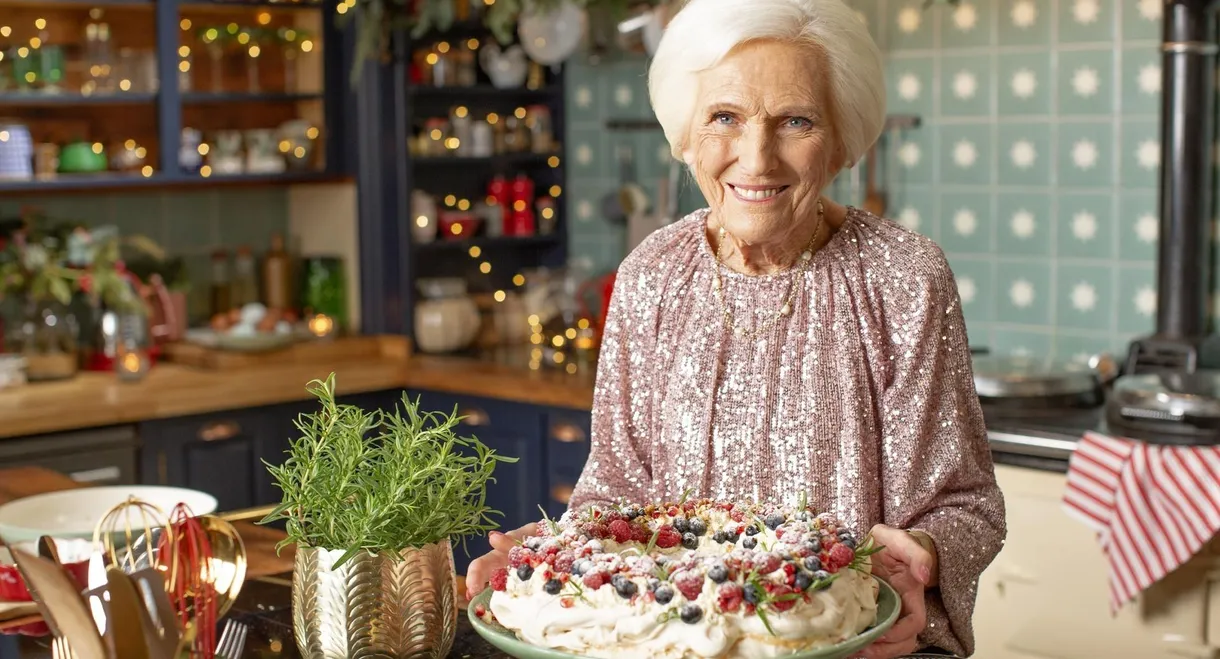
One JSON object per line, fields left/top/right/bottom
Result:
{"left": 292, "top": 541, "right": 458, "bottom": 659}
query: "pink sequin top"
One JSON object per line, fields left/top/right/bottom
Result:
{"left": 568, "top": 207, "right": 1007, "bottom": 656}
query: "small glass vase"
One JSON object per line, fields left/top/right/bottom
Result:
{"left": 9, "top": 300, "right": 80, "bottom": 381}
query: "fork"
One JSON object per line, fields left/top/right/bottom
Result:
{"left": 50, "top": 637, "right": 77, "bottom": 659}
{"left": 215, "top": 619, "right": 249, "bottom": 659}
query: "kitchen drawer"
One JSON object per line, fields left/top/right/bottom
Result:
{"left": 543, "top": 410, "right": 590, "bottom": 517}
{"left": 0, "top": 425, "right": 138, "bottom": 485}
{"left": 408, "top": 390, "right": 544, "bottom": 438}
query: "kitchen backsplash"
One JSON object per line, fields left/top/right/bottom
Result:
{"left": 565, "top": 0, "right": 1211, "bottom": 363}
{"left": 0, "top": 189, "right": 290, "bottom": 319}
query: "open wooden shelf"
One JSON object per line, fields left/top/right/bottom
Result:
{"left": 0, "top": 92, "right": 158, "bottom": 106}
{"left": 413, "top": 234, "right": 562, "bottom": 252}
{"left": 411, "top": 152, "right": 559, "bottom": 167}
{"left": 181, "top": 92, "right": 324, "bottom": 103}
{"left": 0, "top": 171, "right": 347, "bottom": 194}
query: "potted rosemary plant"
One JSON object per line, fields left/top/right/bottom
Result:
{"left": 261, "top": 374, "right": 517, "bottom": 659}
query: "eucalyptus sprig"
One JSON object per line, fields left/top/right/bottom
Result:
{"left": 260, "top": 373, "right": 518, "bottom": 568}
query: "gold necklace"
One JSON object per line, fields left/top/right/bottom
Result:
{"left": 711, "top": 198, "right": 824, "bottom": 338}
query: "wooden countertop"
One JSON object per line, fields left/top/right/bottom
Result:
{"left": 0, "top": 341, "right": 596, "bottom": 439}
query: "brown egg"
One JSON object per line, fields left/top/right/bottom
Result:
{"left": 227, "top": 308, "right": 241, "bottom": 322}
{"left": 281, "top": 309, "right": 299, "bottom": 323}
{"left": 256, "top": 315, "right": 278, "bottom": 333}
{"left": 210, "top": 314, "right": 231, "bottom": 331}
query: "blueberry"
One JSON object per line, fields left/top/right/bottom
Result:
{"left": 656, "top": 555, "right": 670, "bottom": 566}
{"left": 794, "top": 572, "right": 812, "bottom": 591}
{"left": 803, "top": 556, "right": 822, "bottom": 572}
{"left": 688, "top": 518, "right": 707, "bottom": 536}
{"left": 743, "top": 583, "right": 762, "bottom": 604}
{"left": 742, "top": 537, "right": 757, "bottom": 550}
{"left": 712, "top": 530, "right": 728, "bottom": 544}
{"left": 812, "top": 570, "right": 831, "bottom": 589}
{"left": 647, "top": 578, "right": 660, "bottom": 592}
{"left": 795, "top": 511, "right": 810, "bottom": 522}
{"left": 612, "top": 575, "right": 638, "bottom": 598}
{"left": 673, "top": 517, "right": 690, "bottom": 534}
{"left": 543, "top": 579, "right": 562, "bottom": 595}
{"left": 745, "top": 524, "right": 760, "bottom": 536}
{"left": 654, "top": 585, "right": 674, "bottom": 604}
{"left": 764, "top": 514, "right": 785, "bottom": 530}
{"left": 517, "top": 565, "right": 534, "bottom": 581}
{"left": 625, "top": 505, "right": 644, "bottom": 520}
{"left": 727, "top": 532, "right": 741, "bottom": 545}
{"left": 708, "top": 564, "right": 728, "bottom": 583}
{"left": 839, "top": 536, "right": 857, "bottom": 550}
{"left": 679, "top": 604, "right": 703, "bottom": 624}
{"left": 571, "top": 559, "right": 591, "bottom": 575}
{"left": 681, "top": 532, "right": 699, "bottom": 550}
{"left": 806, "top": 538, "right": 822, "bottom": 554}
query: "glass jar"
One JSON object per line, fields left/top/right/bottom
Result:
{"left": 301, "top": 256, "right": 347, "bottom": 335}
{"left": 8, "top": 300, "right": 80, "bottom": 381}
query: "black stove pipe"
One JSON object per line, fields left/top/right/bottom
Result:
{"left": 1129, "top": 0, "right": 1220, "bottom": 374}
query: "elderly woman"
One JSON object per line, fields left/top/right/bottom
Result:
{"left": 468, "top": 0, "right": 1006, "bottom": 656}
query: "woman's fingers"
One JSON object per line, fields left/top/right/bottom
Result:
{"left": 468, "top": 523, "right": 540, "bottom": 599}
{"left": 489, "top": 522, "right": 539, "bottom": 551}
{"left": 869, "top": 524, "right": 934, "bottom": 586}
{"left": 854, "top": 636, "right": 919, "bottom": 659}
{"left": 877, "top": 574, "right": 927, "bottom": 645}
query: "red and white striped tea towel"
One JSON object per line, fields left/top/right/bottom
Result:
{"left": 1062, "top": 431, "right": 1220, "bottom": 614}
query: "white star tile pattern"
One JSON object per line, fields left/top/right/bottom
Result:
{"left": 1010, "top": 69, "right": 1037, "bottom": 99}
{"left": 574, "top": 86, "right": 593, "bottom": 108}
{"left": 953, "top": 209, "right": 978, "bottom": 236}
{"left": 952, "top": 2, "right": 979, "bottom": 31}
{"left": 1010, "top": 140, "right": 1036, "bottom": 169}
{"left": 1137, "top": 140, "right": 1160, "bottom": 170}
{"left": 952, "top": 140, "right": 978, "bottom": 168}
{"left": 1135, "top": 213, "right": 1158, "bottom": 243}
{"left": 1138, "top": 64, "right": 1161, "bottom": 95}
{"left": 1071, "top": 67, "right": 1101, "bottom": 97}
{"left": 1010, "top": 280, "right": 1035, "bottom": 308}
{"left": 897, "top": 73, "right": 922, "bottom": 101}
{"left": 1134, "top": 286, "right": 1157, "bottom": 317}
{"left": 957, "top": 276, "right": 977, "bottom": 304}
{"left": 1011, "top": 209, "right": 1036, "bottom": 238}
{"left": 1072, "top": 0, "right": 1100, "bottom": 24}
{"left": 1011, "top": 1, "right": 1037, "bottom": 28}
{"left": 1071, "top": 140, "right": 1099, "bottom": 170}
{"left": 898, "top": 207, "right": 921, "bottom": 231}
{"left": 1071, "top": 282, "right": 1097, "bottom": 311}
{"left": 952, "top": 71, "right": 978, "bottom": 100}
{"left": 897, "top": 142, "right": 922, "bottom": 168}
{"left": 1072, "top": 211, "right": 1098, "bottom": 241}
{"left": 897, "top": 7, "right": 921, "bottom": 33}
{"left": 1137, "top": 0, "right": 1161, "bottom": 21}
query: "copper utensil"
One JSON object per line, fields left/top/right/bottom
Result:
{"left": 862, "top": 143, "right": 886, "bottom": 217}
{"left": 6, "top": 544, "right": 107, "bottom": 659}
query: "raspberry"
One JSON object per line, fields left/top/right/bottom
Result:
{"left": 474, "top": 604, "right": 487, "bottom": 617}
{"left": 730, "top": 509, "right": 745, "bottom": 522}
{"left": 744, "top": 603, "right": 756, "bottom": 615}
{"left": 667, "top": 506, "right": 680, "bottom": 517}
{"left": 716, "top": 583, "right": 744, "bottom": 613}
{"left": 782, "top": 562, "right": 797, "bottom": 585}
{"left": 561, "top": 597, "right": 574, "bottom": 608}
{"left": 607, "top": 519, "right": 632, "bottom": 543}
{"left": 489, "top": 567, "right": 509, "bottom": 591}
{"left": 654, "top": 527, "right": 682, "bottom": 549}
{"left": 553, "top": 551, "right": 575, "bottom": 573}
{"left": 603, "top": 510, "right": 626, "bottom": 523}
{"left": 756, "top": 553, "right": 782, "bottom": 575}
{"left": 672, "top": 570, "right": 704, "bottom": 601}
{"left": 630, "top": 524, "right": 652, "bottom": 544}
{"left": 775, "top": 527, "right": 785, "bottom": 539}
{"left": 771, "top": 586, "right": 798, "bottom": 612}
{"left": 507, "top": 546, "right": 530, "bottom": 569}
{"left": 580, "top": 522, "right": 609, "bottom": 539}
{"left": 828, "top": 544, "right": 855, "bottom": 571}
{"left": 718, "top": 502, "right": 734, "bottom": 511}
{"left": 582, "top": 571, "right": 610, "bottom": 590}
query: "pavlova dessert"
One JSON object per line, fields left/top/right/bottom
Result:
{"left": 477, "top": 497, "right": 883, "bottom": 659}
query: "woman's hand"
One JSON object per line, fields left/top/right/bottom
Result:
{"left": 853, "top": 524, "right": 937, "bottom": 659}
{"left": 465, "top": 522, "right": 538, "bottom": 600}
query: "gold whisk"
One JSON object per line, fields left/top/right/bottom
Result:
{"left": 91, "top": 496, "right": 173, "bottom": 575}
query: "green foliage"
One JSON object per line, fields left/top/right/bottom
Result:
{"left": 261, "top": 373, "right": 519, "bottom": 567}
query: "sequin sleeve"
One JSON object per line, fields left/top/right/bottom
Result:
{"left": 566, "top": 251, "right": 659, "bottom": 512}
{"left": 879, "top": 244, "right": 1007, "bottom": 657}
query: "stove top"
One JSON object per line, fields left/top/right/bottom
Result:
{"left": 982, "top": 404, "right": 1106, "bottom": 442}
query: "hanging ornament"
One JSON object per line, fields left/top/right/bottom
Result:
{"left": 517, "top": 0, "right": 586, "bottom": 66}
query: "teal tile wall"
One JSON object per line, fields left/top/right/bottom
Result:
{"left": 0, "top": 189, "right": 290, "bottom": 320}
{"left": 564, "top": 0, "right": 1214, "bottom": 362}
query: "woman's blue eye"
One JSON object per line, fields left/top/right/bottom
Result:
{"left": 786, "top": 117, "right": 812, "bottom": 128}
{"left": 713, "top": 112, "right": 734, "bottom": 124}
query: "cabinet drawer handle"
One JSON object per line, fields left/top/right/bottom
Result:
{"left": 69, "top": 466, "right": 122, "bottom": 484}
{"left": 550, "top": 423, "right": 586, "bottom": 443}
{"left": 550, "top": 484, "right": 574, "bottom": 504}
{"left": 458, "top": 408, "right": 490, "bottom": 426}
{"left": 199, "top": 420, "right": 241, "bottom": 442}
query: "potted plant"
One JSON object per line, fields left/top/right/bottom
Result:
{"left": 261, "top": 374, "right": 517, "bottom": 658}
{"left": 0, "top": 209, "right": 162, "bottom": 380}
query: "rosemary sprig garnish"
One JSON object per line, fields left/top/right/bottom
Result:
{"left": 564, "top": 576, "right": 592, "bottom": 604}
{"left": 537, "top": 504, "right": 561, "bottom": 537}
{"left": 656, "top": 608, "right": 682, "bottom": 624}
{"left": 850, "top": 535, "right": 886, "bottom": 573}
{"left": 677, "top": 487, "right": 696, "bottom": 507}
{"left": 644, "top": 525, "right": 662, "bottom": 555}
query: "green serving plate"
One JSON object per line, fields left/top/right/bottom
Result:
{"left": 467, "top": 577, "right": 900, "bottom": 659}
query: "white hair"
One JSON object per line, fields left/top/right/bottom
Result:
{"left": 647, "top": 0, "right": 886, "bottom": 168}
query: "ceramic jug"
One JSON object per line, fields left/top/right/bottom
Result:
{"left": 479, "top": 43, "right": 528, "bottom": 89}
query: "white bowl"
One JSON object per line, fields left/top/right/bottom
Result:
{"left": 0, "top": 486, "right": 218, "bottom": 543}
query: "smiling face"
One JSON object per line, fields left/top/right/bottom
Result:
{"left": 683, "top": 39, "right": 844, "bottom": 251}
